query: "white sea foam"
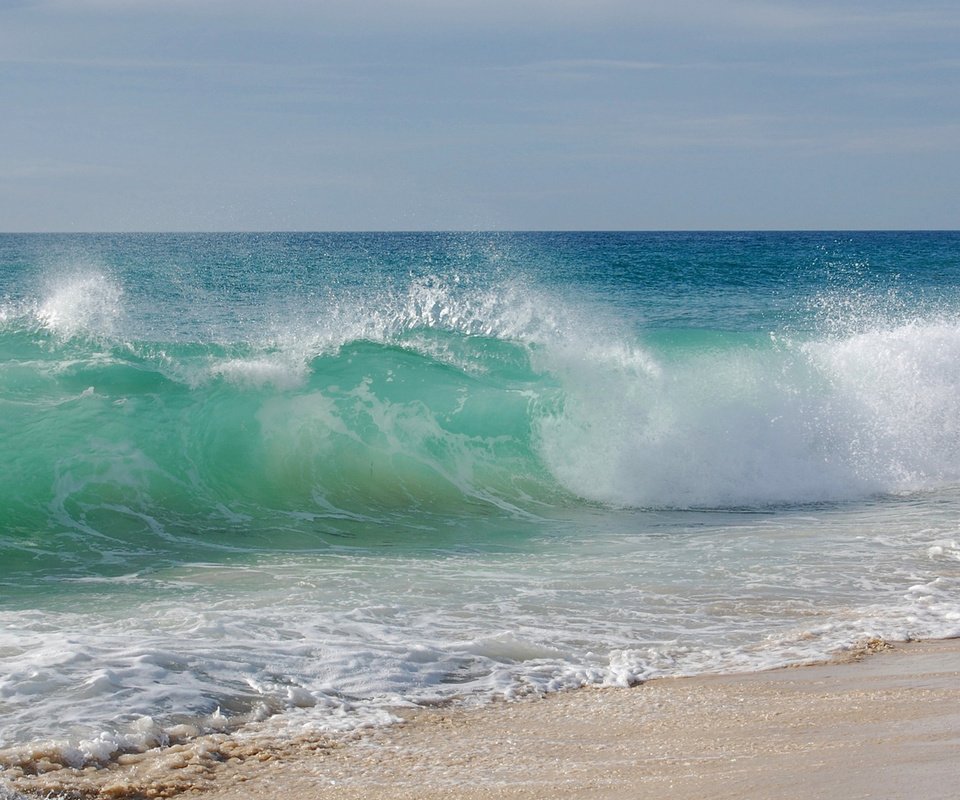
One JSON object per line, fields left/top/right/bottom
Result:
{"left": 804, "top": 320, "right": 960, "bottom": 486}
{"left": 536, "top": 318, "right": 960, "bottom": 508}
{"left": 3, "top": 498, "right": 960, "bottom": 770}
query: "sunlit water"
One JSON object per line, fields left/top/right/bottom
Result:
{"left": 1, "top": 232, "right": 959, "bottom": 770}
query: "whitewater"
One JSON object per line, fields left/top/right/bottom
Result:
{"left": 1, "top": 231, "right": 959, "bottom": 778}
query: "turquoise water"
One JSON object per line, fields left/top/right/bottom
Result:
{"left": 2, "top": 232, "right": 960, "bottom": 769}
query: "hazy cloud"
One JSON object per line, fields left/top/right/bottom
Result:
{"left": 0, "top": 0, "right": 957, "bottom": 229}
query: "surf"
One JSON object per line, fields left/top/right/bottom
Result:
{"left": 3, "top": 232, "right": 960, "bottom": 776}
{"left": 4, "top": 274, "right": 960, "bottom": 572}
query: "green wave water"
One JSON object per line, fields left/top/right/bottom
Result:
{"left": 0, "top": 328, "right": 573, "bottom": 581}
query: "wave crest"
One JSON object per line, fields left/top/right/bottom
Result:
{"left": 3, "top": 269, "right": 960, "bottom": 546}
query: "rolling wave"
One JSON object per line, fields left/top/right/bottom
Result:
{"left": 3, "top": 270, "right": 960, "bottom": 578}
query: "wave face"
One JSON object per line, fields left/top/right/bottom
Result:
{"left": 3, "top": 233, "right": 960, "bottom": 559}
{"left": 2, "top": 232, "right": 960, "bottom": 773}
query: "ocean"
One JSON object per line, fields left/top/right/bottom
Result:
{"left": 1, "top": 231, "right": 959, "bottom": 775}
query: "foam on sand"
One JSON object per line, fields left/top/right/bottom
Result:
{"left": 5, "top": 639, "right": 958, "bottom": 800}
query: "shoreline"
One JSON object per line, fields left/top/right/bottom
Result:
{"left": 5, "top": 638, "right": 959, "bottom": 800}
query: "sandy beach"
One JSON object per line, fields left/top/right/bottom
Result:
{"left": 6, "top": 638, "right": 958, "bottom": 800}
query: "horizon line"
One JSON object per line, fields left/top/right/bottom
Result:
{"left": 1, "top": 228, "right": 958, "bottom": 236}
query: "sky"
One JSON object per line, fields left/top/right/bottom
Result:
{"left": 0, "top": 0, "right": 958, "bottom": 231}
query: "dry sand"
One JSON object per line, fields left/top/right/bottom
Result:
{"left": 6, "top": 639, "right": 959, "bottom": 800}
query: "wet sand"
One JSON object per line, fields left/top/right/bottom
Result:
{"left": 6, "top": 639, "right": 960, "bottom": 800}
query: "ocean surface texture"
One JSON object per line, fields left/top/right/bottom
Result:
{"left": 2, "top": 231, "right": 959, "bottom": 770}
